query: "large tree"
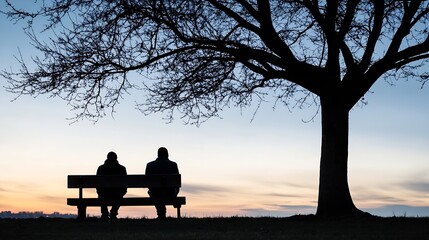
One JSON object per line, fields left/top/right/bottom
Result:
{"left": 3, "top": 0, "right": 429, "bottom": 217}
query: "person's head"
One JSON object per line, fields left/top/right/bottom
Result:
{"left": 107, "top": 151, "right": 117, "bottom": 160}
{"left": 157, "top": 147, "right": 169, "bottom": 159}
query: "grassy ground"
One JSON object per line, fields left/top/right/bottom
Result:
{"left": 0, "top": 216, "right": 428, "bottom": 240}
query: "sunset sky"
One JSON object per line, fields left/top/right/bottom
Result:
{"left": 0, "top": 2, "right": 428, "bottom": 219}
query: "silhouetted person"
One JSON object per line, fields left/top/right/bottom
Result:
{"left": 145, "top": 147, "right": 180, "bottom": 219}
{"left": 96, "top": 151, "right": 127, "bottom": 219}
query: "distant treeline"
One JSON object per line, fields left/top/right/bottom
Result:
{"left": 0, "top": 211, "right": 76, "bottom": 219}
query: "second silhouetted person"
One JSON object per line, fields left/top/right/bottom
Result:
{"left": 145, "top": 147, "right": 180, "bottom": 219}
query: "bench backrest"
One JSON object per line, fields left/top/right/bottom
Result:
{"left": 68, "top": 174, "right": 181, "bottom": 188}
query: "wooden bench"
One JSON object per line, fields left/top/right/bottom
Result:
{"left": 67, "top": 174, "right": 186, "bottom": 219}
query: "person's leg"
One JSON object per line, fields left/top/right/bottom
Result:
{"left": 157, "top": 189, "right": 177, "bottom": 219}
{"left": 155, "top": 204, "right": 166, "bottom": 219}
{"left": 98, "top": 193, "right": 110, "bottom": 219}
{"left": 110, "top": 205, "right": 120, "bottom": 219}
{"left": 109, "top": 193, "right": 124, "bottom": 219}
{"left": 149, "top": 190, "right": 167, "bottom": 219}
{"left": 100, "top": 205, "right": 109, "bottom": 219}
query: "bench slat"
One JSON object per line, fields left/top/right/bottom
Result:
{"left": 67, "top": 197, "right": 186, "bottom": 206}
{"left": 67, "top": 174, "right": 181, "bottom": 188}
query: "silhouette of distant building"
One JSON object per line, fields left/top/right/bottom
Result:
{"left": 0, "top": 211, "right": 76, "bottom": 219}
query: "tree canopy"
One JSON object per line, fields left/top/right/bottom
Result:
{"left": 4, "top": 0, "right": 427, "bottom": 123}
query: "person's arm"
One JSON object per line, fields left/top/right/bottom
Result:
{"left": 174, "top": 163, "right": 179, "bottom": 174}
{"left": 96, "top": 166, "right": 101, "bottom": 194}
{"left": 122, "top": 166, "right": 128, "bottom": 195}
{"left": 174, "top": 163, "right": 180, "bottom": 194}
{"left": 145, "top": 163, "right": 151, "bottom": 175}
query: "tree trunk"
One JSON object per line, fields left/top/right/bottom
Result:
{"left": 316, "top": 95, "right": 360, "bottom": 217}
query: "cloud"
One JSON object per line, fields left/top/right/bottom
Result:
{"left": 255, "top": 180, "right": 317, "bottom": 190}
{"left": 0, "top": 182, "right": 40, "bottom": 193}
{"left": 263, "top": 192, "right": 305, "bottom": 198}
{"left": 400, "top": 181, "right": 429, "bottom": 193}
{"left": 37, "top": 194, "right": 65, "bottom": 203}
{"left": 0, "top": 202, "right": 11, "bottom": 208}
{"left": 353, "top": 192, "right": 405, "bottom": 203}
{"left": 273, "top": 204, "right": 316, "bottom": 210}
{"left": 180, "top": 183, "right": 303, "bottom": 199}
{"left": 181, "top": 183, "right": 231, "bottom": 194}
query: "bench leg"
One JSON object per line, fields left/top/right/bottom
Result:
{"left": 77, "top": 205, "right": 87, "bottom": 220}
{"left": 176, "top": 206, "right": 181, "bottom": 219}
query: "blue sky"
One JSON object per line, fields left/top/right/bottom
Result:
{"left": 0, "top": 2, "right": 428, "bottom": 218}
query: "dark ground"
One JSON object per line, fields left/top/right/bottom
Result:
{"left": 0, "top": 215, "right": 428, "bottom": 240}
